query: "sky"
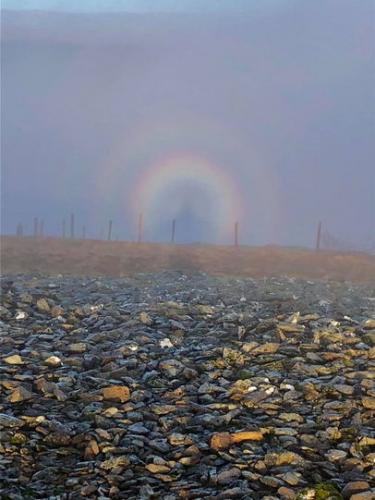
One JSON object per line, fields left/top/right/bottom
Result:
{"left": 1, "top": 0, "right": 374, "bottom": 247}
{"left": 2, "top": 0, "right": 292, "bottom": 14}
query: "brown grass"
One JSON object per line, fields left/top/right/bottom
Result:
{"left": 1, "top": 236, "right": 375, "bottom": 282}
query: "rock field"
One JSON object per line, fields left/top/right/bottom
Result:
{"left": 0, "top": 271, "right": 374, "bottom": 499}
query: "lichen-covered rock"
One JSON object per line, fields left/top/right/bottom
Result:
{"left": 296, "top": 483, "right": 343, "bottom": 500}
{"left": 36, "top": 297, "right": 50, "bottom": 313}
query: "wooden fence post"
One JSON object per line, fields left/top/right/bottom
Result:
{"left": 137, "top": 213, "right": 143, "bottom": 243}
{"left": 70, "top": 213, "right": 75, "bottom": 239}
{"left": 234, "top": 221, "right": 239, "bottom": 247}
{"left": 33, "top": 217, "right": 39, "bottom": 238}
{"left": 171, "top": 219, "right": 176, "bottom": 243}
{"left": 316, "top": 221, "right": 322, "bottom": 252}
{"left": 107, "top": 220, "right": 113, "bottom": 241}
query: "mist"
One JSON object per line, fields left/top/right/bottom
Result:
{"left": 2, "top": 5, "right": 375, "bottom": 497}
{"left": 1, "top": 0, "right": 374, "bottom": 248}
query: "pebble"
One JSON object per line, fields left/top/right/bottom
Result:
{"left": 36, "top": 297, "right": 50, "bottom": 313}
{"left": 349, "top": 493, "right": 375, "bottom": 500}
{"left": 7, "top": 386, "right": 33, "bottom": 403}
{"left": 44, "top": 355, "right": 62, "bottom": 366}
{"left": 3, "top": 354, "right": 24, "bottom": 365}
{"left": 342, "top": 482, "right": 372, "bottom": 498}
{"left": 217, "top": 467, "right": 241, "bottom": 485}
{"left": 145, "top": 463, "right": 171, "bottom": 474}
{"left": 102, "top": 385, "right": 131, "bottom": 402}
{"left": 278, "top": 486, "right": 297, "bottom": 499}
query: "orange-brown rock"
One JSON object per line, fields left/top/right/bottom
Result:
{"left": 102, "top": 385, "right": 130, "bottom": 403}
{"left": 210, "top": 430, "right": 264, "bottom": 450}
{"left": 8, "top": 386, "right": 33, "bottom": 403}
{"left": 84, "top": 440, "right": 100, "bottom": 459}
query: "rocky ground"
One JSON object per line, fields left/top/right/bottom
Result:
{"left": 0, "top": 271, "right": 374, "bottom": 499}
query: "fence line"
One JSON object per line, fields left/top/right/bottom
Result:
{"left": 321, "top": 228, "right": 374, "bottom": 253}
{"left": 12, "top": 215, "right": 375, "bottom": 253}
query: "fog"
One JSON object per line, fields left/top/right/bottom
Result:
{"left": 1, "top": 0, "right": 374, "bottom": 248}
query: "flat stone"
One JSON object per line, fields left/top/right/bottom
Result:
{"left": 8, "top": 386, "right": 34, "bottom": 403}
{"left": 168, "top": 433, "right": 193, "bottom": 446}
{"left": 36, "top": 298, "right": 50, "bottom": 313}
{"left": 363, "top": 319, "right": 375, "bottom": 329}
{"left": 326, "top": 449, "right": 348, "bottom": 462}
{"left": 68, "top": 343, "right": 87, "bottom": 353}
{"left": 84, "top": 440, "right": 100, "bottom": 459}
{"left": 282, "top": 472, "right": 302, "bottom": 486}
{"left": 0, "top": 414, "right": 24, "bottom": 428}
{"left": 100, "top": 456, "right": 130, "bottom": 470}
{"left": 265, "top": 451, "right": 305, "bottom": 466}
{"left": 342, "top": 482, "right": 371, "bottom": 499}
{"left": 349, "top": 493, "right": 374, "bottom": 500}
{"left": 362, "top": 397, "right": 375, "bottom": 410}
{"left": 252, "top": 343, "right": 280, "bottom": 355}
{"left": 44, "top": 355, "right": 62, "bottom": 366}
{"left": 145, "top": 463, "right": 171, "bottom": 474}
{"left": 139, "top": 312, "right": 152, "bottom": 325}
{"left": 4, "top": 354, "right": 24, "bottom": 365}
{"left": 102, "top": 385, "right": 130, "bottom": 402}
{"left": 51, "top": 305, "right": 64, "bottom": 317}
{"left": 159, "top": 359, "right": 184, "bottom": 377}
{"left": 278, "top": 486, "right": 297, "bottom": 499}
{"left": 363, "top": 333, "right": 375, "bottom": 346}
{"left": 217, "top": 467, "right": 241, "bottom": 485}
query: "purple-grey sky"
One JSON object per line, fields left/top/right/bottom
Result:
{"left": 1, "top": 1, "right": 374, "bottom": 247}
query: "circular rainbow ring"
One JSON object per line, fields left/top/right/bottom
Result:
{"left": 131, "top": 152, "right": 244, "bottom": 242}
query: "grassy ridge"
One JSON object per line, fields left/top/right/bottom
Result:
{"left": 2, "top": 236, "right": 375, "bottom": 282}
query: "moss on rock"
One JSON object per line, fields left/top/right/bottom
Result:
{"left": 296, "top": 482, "right": 343, "bottom": 500}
